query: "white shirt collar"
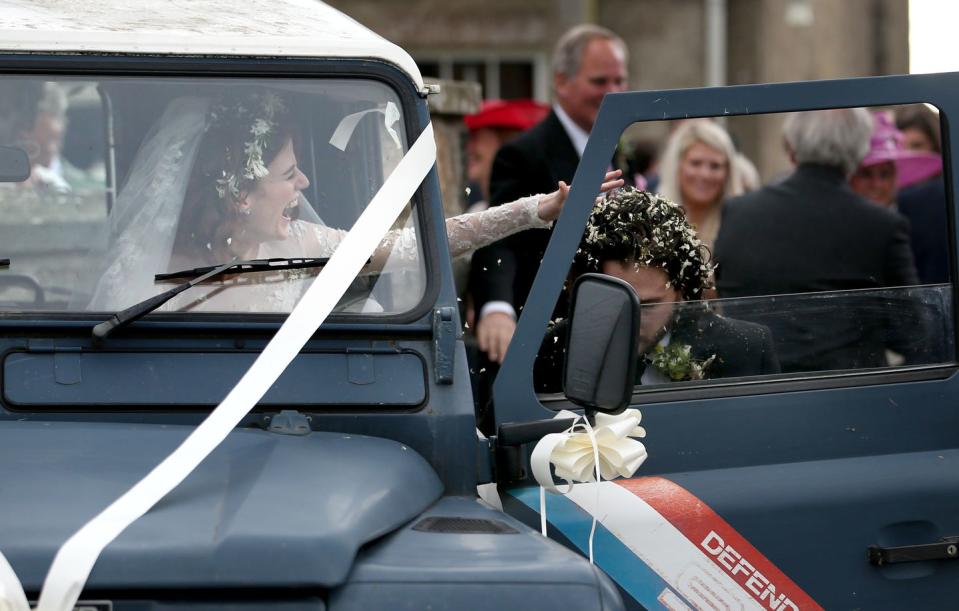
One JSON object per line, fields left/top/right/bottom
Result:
{"left": 553, "top": 103, "right": 590, "bottom": 158}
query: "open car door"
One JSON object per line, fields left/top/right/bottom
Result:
{"left": 493, "top": 72, "right": 959, "bottom": 610}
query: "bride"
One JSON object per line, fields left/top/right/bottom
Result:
{"left": 85, "top": 93, "right": 621, "bottom": 313}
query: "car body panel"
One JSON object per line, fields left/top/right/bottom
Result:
{"left": 0, "top": 421, "right": 443, "bottom": 590}
{"left": 497, "top": 72, "right": 959, "bottom": 609}
{"left": 0, "top": 0, "right": 424, "bottom": 89}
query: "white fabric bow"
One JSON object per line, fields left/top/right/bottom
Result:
{"left": 530, "top": 409, "right": 647, "bottom": 563}
{"left": 532, "top": 409, "right": 647, "bottom": 491}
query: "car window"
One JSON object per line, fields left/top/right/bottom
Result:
{"left": 635, "top": 284, "right": 952, "bottom": 386}
{"left": 533, "top": 104, "right": 953, "bottom": 394}
{"left": 0, "top": 76, "right": 424, "bottom": 316}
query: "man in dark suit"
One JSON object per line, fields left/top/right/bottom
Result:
{"left": 714, "top": 108, "right": 922, "bottom": 373}
{"left": 471, "top": 24, "right": 629, "bottom": 365}
{"left": 898, "top": 177, "right": 949, "bottom": 285}
{"left": 534, "top": 189, "right": 779, "bottom": 393}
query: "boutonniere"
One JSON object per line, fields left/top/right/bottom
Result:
{"left": 648, "top": 343, "right": 716, "bottom": 381}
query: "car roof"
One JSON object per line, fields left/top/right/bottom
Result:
{"left": 0, "top": 0, "right": 423, "bottom": 87}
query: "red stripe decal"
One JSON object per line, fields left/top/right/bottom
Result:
{"left": 617, "top": 477, "right": 823, "bottom": 611}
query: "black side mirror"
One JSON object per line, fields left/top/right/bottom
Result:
{"left": 564, "top": 273, "right": 641, "bottom": 414}
{"left": 0, "top": 146, "right": 30, "bottom": 183}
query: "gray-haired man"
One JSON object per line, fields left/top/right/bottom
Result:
{"left": 714, "top": 108, "right": 921, "bottom": 372}
{"left": 471, "top": 24, "right": 629, "bottom": 364}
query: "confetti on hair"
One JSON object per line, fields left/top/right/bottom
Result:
{"left": 580, "top": 187, "right": 715, "bottom": 299}
{"left": 210, "top": 92, "right": 287, "bottom": 200}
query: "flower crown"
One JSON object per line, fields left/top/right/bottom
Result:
{"left": 208, "top": 92, "right": 286, "bottom": 200}
{"left": 580, "top": 187, "right": 715, "bottom": 298}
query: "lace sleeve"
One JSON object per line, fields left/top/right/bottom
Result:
{"left": 375, "top": 194, "right": 548, "bottom": 262}
{"left": 444, "top": 194, "right": 548, "bottom": 259}
{"left": 297, "top": 194, "right": 547, "bottom": 265}
{"left": 296, "top": 219, "right": 417, "bottom": 268}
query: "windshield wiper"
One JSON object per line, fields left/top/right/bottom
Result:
{"left": 93, "top": 257, "right": 329, "bottom": 341}
{"left": 153, "top": 257, "right": 329, "bottom": 281}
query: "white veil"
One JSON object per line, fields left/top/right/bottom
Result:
{"left": 83, "top": 97, "right": 210, "bottom": 310}
{"left": 81, "top": 95, "right": 325, "bottom": 311}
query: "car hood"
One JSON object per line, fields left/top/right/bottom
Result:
{"left": 0, "top": 420, "right": 442, "bottom": 591}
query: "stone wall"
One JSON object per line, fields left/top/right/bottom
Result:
{"left": 727, "top": 0, "right": 909, "bottom": 178}
{"left": 423, "top": 78, "right": 482, "bottom": 218}
{"left": 330, "top": 0, "right": 909, "bottom": 182}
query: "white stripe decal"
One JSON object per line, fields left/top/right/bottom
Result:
{"left": 565, "top": 482, "right": 765, "bottom": 611}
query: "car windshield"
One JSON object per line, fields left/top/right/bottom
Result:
{"left": 0, "top": 76, "right": 424, "bottom": 316}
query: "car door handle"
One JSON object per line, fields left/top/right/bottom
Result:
{"left": 868, "top": 537, "right": 959, "bottom": 565}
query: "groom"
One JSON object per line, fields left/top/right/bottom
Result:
{"left": 534, "top": 189, "right": 780, "bottom": 393}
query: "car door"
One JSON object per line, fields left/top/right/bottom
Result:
{"left": 493, "top": 72, "right": 959, "bottom": 610}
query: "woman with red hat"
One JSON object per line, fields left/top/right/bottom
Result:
{"left": 464, "top": 99, "right": 549, "bottom": 210}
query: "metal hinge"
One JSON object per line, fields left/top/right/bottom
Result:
{"left": 432, "top": 306, "right": 457, "bottom": 384}
{"left": 419, "top": 82, "right": 441, "bottom": 97}
{"left": 868, "top": 537, "right": 959, "bottom": 565}
{"left": 268, "top": 410, "right": 312, "bottom": 436}
{"left": 476, "top": 433, "right": 493, "bottom": 484}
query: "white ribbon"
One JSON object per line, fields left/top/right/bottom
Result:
{"left": 329, "top": 102, "right": 402, "bottom": 151}
{"left": 0, "top": 123, "right": 435, "bottom": 611}
{"left": 0, "top": 552, "right": 29, "bottom": 611}
{"left": 530, "top": 409, "right": 647, "bottom": 563}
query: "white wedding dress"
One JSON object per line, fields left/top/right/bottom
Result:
{"left": 83, "top": 97, "right": 548, "bottom": 314}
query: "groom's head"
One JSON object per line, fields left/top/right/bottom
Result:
{"left": 578, "top": 188, "right": 714, "bottom": 351}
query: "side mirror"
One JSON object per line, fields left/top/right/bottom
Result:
{"left": 564, "top": 273, "right": 641, "bottom": 414}
{"left": 0, "top": 146, "right": 30, "bottom": 183}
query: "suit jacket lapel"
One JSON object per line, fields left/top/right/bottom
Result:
{"left": 541, "top": 111, "right": 581, "bottom": 185}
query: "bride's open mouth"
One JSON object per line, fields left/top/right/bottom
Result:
{"left": 281, "top": 197, "right": 300, "bottom": 222}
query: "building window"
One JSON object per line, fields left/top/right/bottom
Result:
{"left": 414, "top": 53, "right": 548, "bottom": 101}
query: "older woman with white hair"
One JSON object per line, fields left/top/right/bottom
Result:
{"left": 656, "top": 119, "right": 744, "bottom": 249}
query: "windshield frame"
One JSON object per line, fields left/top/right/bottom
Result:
{"left": 0, "top": 53, "right": 442, "bottom": 329}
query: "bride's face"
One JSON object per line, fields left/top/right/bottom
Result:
{"left": 242, "top": 138, "right": 310, "bottom": 243}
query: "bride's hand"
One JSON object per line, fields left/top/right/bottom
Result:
{"left": 536, "top": 169, "right": 624, "bottom": 222}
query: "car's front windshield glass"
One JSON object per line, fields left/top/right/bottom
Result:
{"left": 0, "top": 75, "right": 424, "bottom": 316}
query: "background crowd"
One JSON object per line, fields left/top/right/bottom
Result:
{"left": 457, "top": 24, "right": 949, "bottom": 406}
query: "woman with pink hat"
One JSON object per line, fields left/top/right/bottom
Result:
{"left": 851, "top": 108, "right": 949, "bottom": 284}
{"left": 848, "top": 110, "right": 942, "bottom": 208}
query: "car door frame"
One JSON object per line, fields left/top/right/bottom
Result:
{"left": 494, "top": 72, "right": 959, "bottom": 609}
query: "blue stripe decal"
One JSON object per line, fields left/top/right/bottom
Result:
{"left": 507, "top": 486, "right": 689, "bottom": 610}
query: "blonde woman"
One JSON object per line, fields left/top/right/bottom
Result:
{"left": 656, "top": 119, "right": 744, "bottom": 249}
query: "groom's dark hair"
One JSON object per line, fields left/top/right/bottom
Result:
{"left": 575, "top": 187, "right": 714, "bottom": 300}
